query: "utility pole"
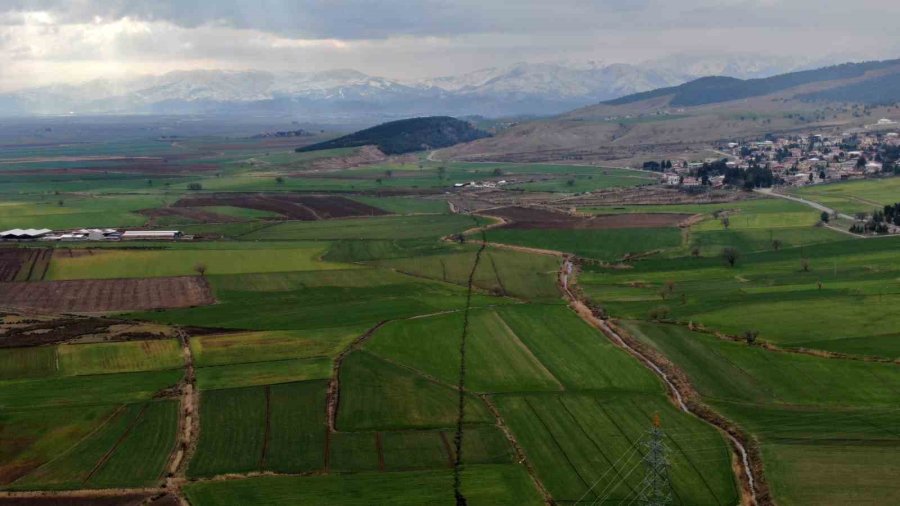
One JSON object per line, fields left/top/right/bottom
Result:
{"left": 638, "top": 414, "right": 672, "bottom": 506}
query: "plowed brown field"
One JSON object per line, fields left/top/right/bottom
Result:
{"left": 174, "top": 193, "right": 386, "bottom": 220}
{"left": 482, "top": 206, "right": 691, "bottom": 229}
{"left": 0, "top": 276, "right": 214, "bottom": 313}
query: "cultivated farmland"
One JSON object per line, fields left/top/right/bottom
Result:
{"left": 4, "top": 122, "right": 898, "bottom": 505}
{"left": 0, "top": 276, "right": 214, "bottom": 313}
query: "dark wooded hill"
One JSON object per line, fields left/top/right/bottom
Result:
{"left": 296, "top": 116, "right": 490, "bottom": 155}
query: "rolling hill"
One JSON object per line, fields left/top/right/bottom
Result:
{"left": 296, "top": 116, "right": 490, "bottom": 155}
{"left": 438, "top": 58, "right": 900, "bottom": 165}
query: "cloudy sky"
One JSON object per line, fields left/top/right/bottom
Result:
{"left": 0, "top": 0, "right": 898, "bottom": 91}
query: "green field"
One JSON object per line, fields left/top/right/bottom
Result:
{"left": 0, "top": 195, "right": 158, "bottom": 230}
{"left": 509, "top": 170, "right": 656, "bottom": 193}
{"left": 372, "top": 246, "right": 562, "bottom": 300}
{"left": 191, "top": 327, "right": 364, "bottom": 367}
{"left": 793, "top": 177, "right": 900, "bottom": 215}
{"left": 366, "top": 309, "right": 564, "bottom": 393}
{"left": 189, "top": 387, "right": 267, "bottom": 477}
{"left": 242, "top": 214, "right": 485, "bottom": 241}
{"left": 6, "top": 399, "right": 178, "bottom": 490}
{"left": 579, "top": 236, "right": 900, "bottom": 358}
{"left": 336, "top": 351, "right": 492, "bottom": 431}
{"left": 132, "top": 268, "right": 511, "bottom": 332}
{"left": 184, "top": 465, "right": 543, "bottom": 506}
{"left": 195, "top": 357, "right": 331, "bottom": 390}
{"left": 5, "top": 128, "right": 898, "bottom": 504}
{"left": 58, "top": 340, "right": 182, "bottom": 375}
{"left": 46, "top": 244, "right": 350, "bottom": 280}
{"left": 484, "top": 227, "right": 684, "bottom": 260}
{"left": 496, "top": 393, "right": 736, "bottom": 504}
{"left": 623, "top": 321, "right": 900, "bottom": 504}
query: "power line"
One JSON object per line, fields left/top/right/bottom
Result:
{"left": 573, "top": 435, "right": 645, "bottom": 505}
{"left": 452, "top": 217, "right": 488, "bottom": 506}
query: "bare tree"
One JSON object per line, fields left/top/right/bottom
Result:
{"left": 743, "top": 330, "right": 759, "bottom": 345}
{"left": 800, "top": 258, "right": 810, "bottom": 272}
{"left": 771, "top": 239, "right": 782, "bottom": 251}
{"left": 648, "top": 305, "right": 671, "bottom": 321}
{"left": 194, "top": 262, "right": 207, "bottom": 277}
{"left": 722, "top": 247, "right": 740, "bottom": 267}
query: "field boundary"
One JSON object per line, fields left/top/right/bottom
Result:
{"left": 325, "top": 320, "right": 390, "bottom": 471}
{"left": 166, "top": 328, "right": 199, "bottom": 505}
{"left": 481, "top": 395, "right": 555, "bottom": 505}
{"left": 560, "top": 257, "right": 769, "bottom": 505}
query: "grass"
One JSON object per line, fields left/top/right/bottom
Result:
{"left": 9, "top": 400, "right": 177, "bottom": 490}
{"left": 494, "top": 305, "right": 659, "bottom": 391}
{"left": 372, "top": 247, "right": 562, "bottom": 301}
{"left": 0, "top": 369, "right": 181, "bottom": 409}
{"left": 265, "top": 381, "right": 327, "bottom": 473}
{"left": 58, "top": 340, "right": 182, "bottom": 376}
{"left": 45, "top": 245, "right": 350, "bottom": 280}
{"left": 578, "top": 197, "right": 846, "bottom": 255}
{"left": 132, "top": 269, "right": 510, "bottom": 332}
{"left": 85, "top": 400, "right": 179, "bottom": 488}
{"left": 0, "top": 347, "right": 57, "bottom": 380}
{"left": 336, "top": 351, "right": 492, "bottom": 431}
{"left": 190, "top": 327, "right": 364, "bottom": 367}
{"left": 622, "top": 320, "right": 900, "bottom": 505}
{"left": 365, "top": 309, "right": 564, "bottom": 393}
{"left": 484, "top": 227, "right": 684, "bottom": 260}
{"left": 509, "top": 172, "right": 656, "bottom": 193}
{"left": 10, "top": 403, "right": 146, "bottom": 489}
{"left": 0, "top": 195, "right": 157, "bottom": 230}
{"left": 793, "top": 176, "right": 900, "bottom": 215}
{"left": 242, "top": 214, "right": 485, "bottom": 241}
{"left": 195, "top": 357, "right": 331, "bottom": 390}
{"left": 349, "top": 195, "right": 449, "bottom": 215}
{"left": 579, "top": 236, "right": 900, "bottom": 357}
{"left": 323, "top": 238, "right": 459, "bottom": 263}
{"left": 622, "top": 321, "right": 900, "bottom": 408}
{"left": 183, "top": 464, "right": 543, "bottom": 506}
{"left": 189, "top": 387, "right": 266, "bottom": 477}
{"left": 0, "top": 404, "right": 118, "bottom": 487}
{"left": 495, "top": 392, "right": 737, "bottom": 504}
{"left": 380, "top": 431, "right": 450, "bottom": 471}
{"left": 328, "top": 432, "right": 380, "bottom": 472}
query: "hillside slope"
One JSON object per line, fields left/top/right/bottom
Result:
{"left": 438, "top": 58, "right": 900, "bottom": 165}
{"left": 605, "top": 59, "right": 900, "bottom": 107}
{"left": 296, "top": 116, "right": 490, "bottom": 155}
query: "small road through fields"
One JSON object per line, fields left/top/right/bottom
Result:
{"left": 754, "top": 187, "right": 854, "bottom": 220}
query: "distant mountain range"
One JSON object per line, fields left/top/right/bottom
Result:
{"left": 0, "top": 56, "right": 837, "bottom": 120}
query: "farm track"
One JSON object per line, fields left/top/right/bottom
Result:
{"left": 461, "top": 209, "right": 766, "bottom": 504}
{"left": 166, "top": 329, "right": 199, "bottom": 506}
{"left": 559, "top": 258, "right": 768, "bottom": 506}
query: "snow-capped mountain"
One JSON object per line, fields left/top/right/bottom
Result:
{"left": 0, "top": 57, "right": 837, "bottom": 119}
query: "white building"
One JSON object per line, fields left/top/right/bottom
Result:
{"left": 121, "top": 230, "right": 183, "bottom": 240}
{"left": 0, "top": 228, "right": 52, "bottom": 241}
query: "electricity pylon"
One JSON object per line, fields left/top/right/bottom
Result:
{"left": 638, "top": 414, "right": 673, "bottom": 506}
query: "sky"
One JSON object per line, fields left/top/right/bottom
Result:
{"left": 0, "top": 0, "right": 898, "bottom": 92}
